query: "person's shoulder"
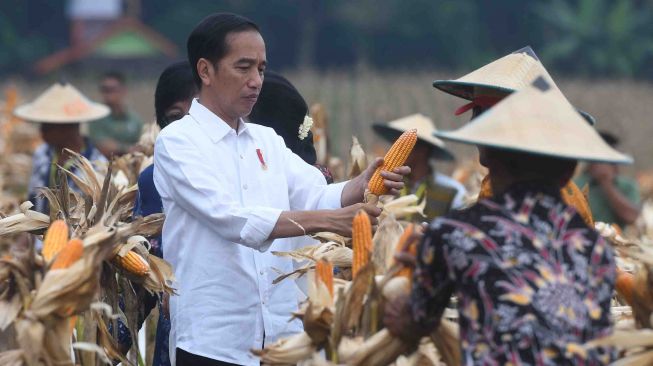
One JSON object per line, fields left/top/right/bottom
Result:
{"left": 246, "top": 122, "right": 279, "bottom": 138}
{"left": 429, "top": 201, "right": 484, "bottom": 230}
{"left": 127, "top": 109, "right": 143, "bottom": 123}
{"left": 138, "top": 164, "right": 156, "bottom": 192}
{"left": 615, "top": 175, "right": 638, "bottom": 188}
{"left": 138, "top": 164, "right": 155, "bottom": 183}
{"left": 156, "top": 115, "right": 197, "bottom": 141}
{"left": 32, "top": 143, "right": 49, "bottom": 156}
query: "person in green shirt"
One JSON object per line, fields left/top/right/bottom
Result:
{"left": 575, "top": 131, "right": 641, "bottom": 227}
{"left": 90, "top": 71, "right": 143, "bottom": 157}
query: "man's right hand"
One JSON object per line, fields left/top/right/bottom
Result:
{"left": 327, "top": 202, "right": 382, "bottom": 237}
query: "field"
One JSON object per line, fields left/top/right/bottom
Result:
{"left": 6, "top": 69, "right": 653, "bottom": 174}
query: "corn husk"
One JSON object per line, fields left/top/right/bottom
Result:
{"left": 372, "top": 214, "right": 404, "bottom": 273}
{"left": 348, "top": 136, "right": 367, "bottom": 179}
{"left": 252, "top": 332, "right": 316, "bottom": 365}
{"left": 380, "top": 194, "right": 426, "bottom": 221}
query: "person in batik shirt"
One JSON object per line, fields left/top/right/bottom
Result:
{"left": 384, "top": 78, "right": 632, "bottom": 365}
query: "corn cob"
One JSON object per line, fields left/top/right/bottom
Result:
{"left": 113, "top": 250, "right": 150, "bottom": 276}
{"left": 615, "top": 268, "right": 635, "bottom": 305}
{"left": 352, "top": 210, "right": 372, "bottom": 278}
{"left": 42, "top": 219, "right": 69, "bottom": 262}
{"left": 367, "top": 129, "right": 417, "bottom": 196}
{"left": 561, "top": 181, "right": 594, "bottom": 227}
{"left": 395, "top": 224, "right": 417, "bottom": 281}
{"left": 51, "top": 238, "right": 83, "bottom": 270}
{"left": 315, "top": 259, "right": 334, "bottom": 296}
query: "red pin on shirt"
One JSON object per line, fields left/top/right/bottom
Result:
{"left": 256, "top": 149, "right": 267, "bottom": 170}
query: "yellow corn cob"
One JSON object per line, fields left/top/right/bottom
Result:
{"left": 395, "top": 224, "right": 417, "bottom": 280}
{"left": 352, "top": 210, "right": 372, "bottom": 278}
{"left": 561, "top": 181, "right": 594, "bottom": 227}
{"left": 42, "top": 219, "right": 69, "bottom": 262}
{"left": 114, "top": 250, "right": 150, "bottom": 276}
{"left": 367, "top": 129, "right": 417, "bottom": 196}
{"left": 316, "top": 259, "right": 334, "bottom": 296}
{"left": 51, "top": 238, "right": 83, "bottom": 270}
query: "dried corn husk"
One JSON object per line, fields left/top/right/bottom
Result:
{"left": 371, "top": 213, "right": 404, "bottom": 273}
{"left": 252, "top": 332, "right": 315, "bottom": 365}
{"left": 348, "top": 136, "right": 367, "bottom": 179}
{"left": 347, "top": 329, "right": 413, "bottom": 366}
{"left": 380, "top": 194, "right": 426, "bottom": 221}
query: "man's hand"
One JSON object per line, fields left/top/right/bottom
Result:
{"left": 588, "top": 163, "right": 615, "bottom": 185}
{"left": 327, "top": 202, "right": 382, "bottom": 237}
{"left": 384, "top": 294, "right": 422, "bottom": 343}
{"left": 341, "top": 157, "right": 411, "bottom": 206}
{"left": 363, "top": 157, "right": 411, "bottom": 195}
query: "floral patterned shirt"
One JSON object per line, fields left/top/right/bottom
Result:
{"left": 412, "top": 182, "right": 616, "bottom": 365}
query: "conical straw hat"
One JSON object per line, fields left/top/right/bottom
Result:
{"left": 14, "top": 82, "right": 110, "bottom": 123}
{"left": 432, "top": 46, "right": 595, "bottom": 124}
{"left": 434, "top": 77, "right": 632, "bottom": 164}
{"left": 373, "top": 114, "right": 454, "bottom": 160}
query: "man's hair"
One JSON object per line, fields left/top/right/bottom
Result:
{"left": 154, "top": 61, "right": 198, "bottom": 129}
{"left": 101, "top": 71, "right": 126, "bottom": 85}
{"left": 187, "top": 13, "right": 260, "bottom": 87}
{"left": 485, "top": 148, "right": 578, "bottom": 185}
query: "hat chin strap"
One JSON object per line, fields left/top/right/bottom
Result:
{"left": 454, "top": 95, "right": 504, "bottom": 116}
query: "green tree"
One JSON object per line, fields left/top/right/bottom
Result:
{"left": 535, "top": 0, "right": 653, "bottom": 76}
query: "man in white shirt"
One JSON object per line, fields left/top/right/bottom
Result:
{"left": 154, "top": 13, "right": 410, "bottom": 366}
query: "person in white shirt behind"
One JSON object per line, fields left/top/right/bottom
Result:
{"left": 153, "top": 13, "right": 410, "bottom": 366}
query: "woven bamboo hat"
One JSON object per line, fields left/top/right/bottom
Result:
{"left": 434, "top": 77, "right": 632, "bottom": 164}
{"left": 373, "top": 114, "right": 454, "bottom": 161}
{"left": 432, "top": 46, "right": 595, "bottom": 125}
{"left": 14, "top": 82, "right": 110, "bottom": 123}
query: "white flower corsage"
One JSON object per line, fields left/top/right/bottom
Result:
{"left": 298, "top": 115, "right": 313, "bottom": 140}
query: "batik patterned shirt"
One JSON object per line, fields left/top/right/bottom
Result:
{"left": 27, "top": 140, "right": 106, "bottom": 213}
{"left": 412, "top": 182, "right": 616, "bottom": 365}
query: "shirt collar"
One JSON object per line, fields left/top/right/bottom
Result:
{"left": 188, "top": 99, "right": 251, "bottom": 143}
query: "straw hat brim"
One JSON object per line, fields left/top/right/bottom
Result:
{"left": 434, "top": 131, "right": 632, "bottom": 164}
{"left": 432, "top": 79, "right": 596, "bottom": 125}
{"left": 432, "top": 79, "right": 632, "bottom": 165}
{"left": 14, "top": 103, "right": 110, "bottom": 123}
{"left": 373, "top": 123, "right": 455, "bottom": 161}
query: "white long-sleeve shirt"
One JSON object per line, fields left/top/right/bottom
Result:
{"left": 154, "top": 99, "right": 346, "bottom": 365}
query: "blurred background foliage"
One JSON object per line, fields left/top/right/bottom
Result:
{"left": 1, "top": 0, "right": 652, "bottom": 78}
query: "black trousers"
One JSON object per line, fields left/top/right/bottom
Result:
{"left": 176, "top": 348, "right": 242, "bottom": 366}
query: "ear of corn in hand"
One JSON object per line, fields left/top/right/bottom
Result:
{"left": 352, "top": 210, "right": 372, "bottom": 278}
{"left": 367, "top": 129, "right": 417, "bottom": 196}
{"left": 42, "top": 219, "right": 69, "bottom": 262}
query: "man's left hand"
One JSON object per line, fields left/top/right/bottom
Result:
{"left": 361, "top": 157, "right": 411, "bottom": 195}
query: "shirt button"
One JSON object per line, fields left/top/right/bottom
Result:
{"left": 260, "top": 270, "right": 264, "bottom": 275}
{"left": 243, "top": 184, "right": 248, "bottom": 190}
{"left": 240, "top": 154, "right": 244, "bottom": 159}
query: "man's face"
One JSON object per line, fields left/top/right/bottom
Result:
{"left": 99, "top": 77, "right": 126, "bottom": 108}
{"left": 405, "top": 142, "right": 431, "bottom": 172}
{"left": 40, "top": 123, "right": 79, "bottom": 149}
{"left": 206, "top": 30, "right": 266, "bottom": 121}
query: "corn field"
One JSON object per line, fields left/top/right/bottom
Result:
{"left": 2, "top": 70, "right": 653, "bottom": 365}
